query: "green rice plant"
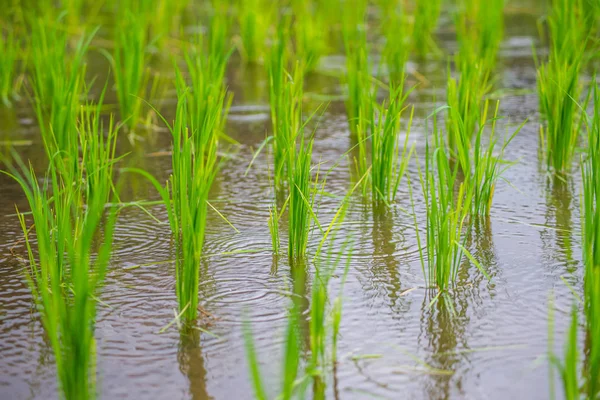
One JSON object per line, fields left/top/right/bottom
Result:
{"left": 2, "top": 92, "right": 119, "bottom": 400}
{"left": 448, "top": 100, "right": 523, "bottom": 215}
{"left": 0, "top": 28, "right": 21, "bottom": 106}
{"left": 456, "top": 0, "right": 504, "bottom": 78}
{"left": 445, "top": 64, "right": 491, "bottom": 167}
{"left": 108, "top": 10, "right": 150, "bottom": 135}
{"left": 536, "top": 0, "right": 587, "bottom": 174}
{"left": 268, "top": 204, "right": 280, "bottom": 255}
{"left": 267, "top": 19, "right": 293, "bottom": 190}
{"left": 342, "top": 0, "right": 373, "bottom": 192}
{"left": 412, "top": 0, "right": 442, "bottom": 57}
{"left": 136, "top": 17, "right": 231, "bottom": 323}
{"left": 292, "top": 0, "right": 327, "bottom": 72}
{"left": 370, "top": 85, "right": 414, "bottom": 205}
{"left": 236, "top": 0, "right": 272, "bottom": 63}
{"left": 412, "top": 115, "right": 488, "bottom": 295}
{"left": 30, "top": 17, "right": 96, "bottom": 178}
{"left": 382, "top": 1, "right": 413, "bottom": 85}
{"left": 581, "top": 83, "right": 600, "bottom": 398}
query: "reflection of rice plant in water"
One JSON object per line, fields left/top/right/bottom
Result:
{"left": 0, "top": 28, "right": 21, "bottom": 106}
{"left": 2, "top": 90, "right": 119, "bottom": 400}
{"left": 536, "top": 0, "right": 588, "bottom": 174}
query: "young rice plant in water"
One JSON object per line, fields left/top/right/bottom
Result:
{"left": 2, "top": 92, "right": 119, "bottom": 400}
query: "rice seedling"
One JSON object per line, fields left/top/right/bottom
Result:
{"left": 0, "top": 28, "right": 21, "bottom": 107}
{"left": 267, "top": 18, "right": 293, "bottom": 190}
{"left": 236, "top": 0, "right": 272, "bottom": 64}
{"left": 581, "top": 83, "right": 600, "bottom": 398}
{"left": 29, "top": 17, "right": 96, "bottom": 178}
{"left": 549, "top": 300, "right": 581, "bottom": 400}
{"left": 135, "top": 16, "right": 232, "bottom": 324}
{"left": 268, "top": 204, "right": 280, "bottom": 255}
{"left": 342, "top": 0, "right": 374, "bottom": 192}
{"left": 448, "top": 100, "right": 523, "bottom": 215}
{"left": 370, "top": 85, "right": 414, "bottom": 205}
{"left": 413, "top": 113, "right": 488, "bottom": 296}
{"left": 2, "top": 90, "right": 119, "bottom": 400}
{"left": 536, "top": 0, "right": 588, "bottom": 174}
{"left": 108, "top": 9, "right": 151, "bottom": 136}
{"left": 381, "top": 1, "right": 413, "bottom": 86}
{"left": 292, "top": 0, "right": 327, "bottom": 72}
{"left": 412, "top": 0, "right": 442, "bottom": 58}
{"left": 456, "top": 0, "right": 504, "bottom": 79}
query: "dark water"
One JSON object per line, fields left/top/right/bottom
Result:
{"left": 0, "top": 1, "right": 585, "bottom": 399}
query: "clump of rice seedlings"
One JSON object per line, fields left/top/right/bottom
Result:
{"left": 267, "top": 18, "right": 293, "bottom": 190}
{"left": 292, "top": 0, "right": 327, "bottom": 72}
{"left": 140, "top": 16, "right": 232, "bottom": 324}
{"left": 536, "top": 0, "right": 587, "bottom": 174}
{"left": 382, "top": 1, "right": 413, "bottom": 86}
{"left": 108, "top": 10, "right": 151, "bottom": 136}
{"left": 456, "top": 0, "right": 504, "bottom": 78}
{"left": 342, "top": 0, "right": 374, "bottom": 192}
{"left": 342, "top": 0, "right": 371, "bottom": 138}
{"left": 413, "top": 115, "right": 488, "bottom": 295}
{"left": 581, "top": 83, "right": 600, "bottom": 398}
{"left": 236, "top": 0, "right": 272, "bottom": 64}
{"left": 371, "top": 85, "right": 414, "bottom": 205}
{"left": 447, "top": 100, "right": 523, "bottom": 215}
{"left": 411, "top": 0, "right": 442, "bottom": 58}
{"left": 2, "top": 91, "right": 119, "bottom": 400}
{"left": 30, "top": 17, "right": 96, "bottom": 178}
{"left": 0, "top": 28, "right": 21, "bottom": 106}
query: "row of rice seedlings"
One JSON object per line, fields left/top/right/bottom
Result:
{"left": 370, "top": 85, "right": 414, "bottom": 205}
{"left": 536, "top": 0, "right": 588, "bottom": 174}
{"left": 0, "top": 28, "right": 22, "bottom": 106}
{"left": 29, "top": 17, "right": 95, "bottom": 179}
{"left": 2, "top": 91, "right": 119, "bottom": 400}
{"left": 235, "top": 0, "right": 272, "bottom": 64}
{"left": 581, "top": 83, "right": 600, "bottom": 398}
{"left": 411, "top": 0, "right": 442, "bottom": 58}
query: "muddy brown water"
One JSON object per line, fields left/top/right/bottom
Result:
{"left": 0, "top": 2, "right": 587, "bottom": 399}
